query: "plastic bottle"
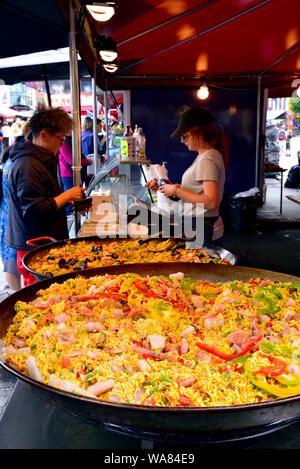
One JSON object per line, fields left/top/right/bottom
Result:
{"left": 157, "top": 178, "right": 180, "bottom": 201}
{"left": 137, "top": 127, "right": 146, "bottom": 160}
{"left": 157, "top": 162, "right": 180, "bottom": 201}
{"left": 120, "top": 124, "right": 136, "bottom": 160}
{"left": 132, "top": 125, "right": 139, "bottom": 159}
{"left": 133, "top": 124, "right": 139, "bottom": 137}
{"left": 124, "top": 124, "right": 133, "bottom": 136}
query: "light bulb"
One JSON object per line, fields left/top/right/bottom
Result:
{"left": 103, "top": 63, "right": 118, "bottom": 73}
{"left": 86, "top": 4, "right": 115, "bottom": 22}
{"left": 197, "top": 85, "right": 209, "bottom": 100}
{"left": 99, "top": 50, "right": 118, "bottom": 62}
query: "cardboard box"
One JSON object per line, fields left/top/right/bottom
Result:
{"left": 89, "top": 190, "right": 115, "bottom": 222}
{"left": 90, "top": 189, "right": 112, "bottom": 203}
{"left": 78, "top": 220, "right": 148, "bottom": 238}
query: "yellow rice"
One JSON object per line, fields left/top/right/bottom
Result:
{"left": 27, "top": 239, "right": 230, "bottom": 277}
{"left": 3, "top": 273, "right": 300, "bottom": 407}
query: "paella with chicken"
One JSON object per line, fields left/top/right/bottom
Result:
{"left": 26, "top": 238, "right": 232, "bottom": 278}
{"left": 2, "top": 272, "right": 300, "bottom": 407}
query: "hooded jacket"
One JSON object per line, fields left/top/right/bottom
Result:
{"left": 6, "top": 141, "right": 68, "bottom": 250}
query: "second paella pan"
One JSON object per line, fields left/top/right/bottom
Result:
{"left": 22, "top": 235, "right": 237, "bottom": 281}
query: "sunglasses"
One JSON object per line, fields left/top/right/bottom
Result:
{"left": 51, "top": 133, "right": 65, "bottom": 145}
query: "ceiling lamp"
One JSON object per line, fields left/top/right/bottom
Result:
{"left": 86, "top": 2, "right": 115, "bottom": 22}
{"left": 103, "top": 62, "right": 118, "bottom": 73}
{"left": 96, "top": 35, "right": 118, "bottom": 62}
{"left": 197, "top": 84, "right": 209, "bottom": 100}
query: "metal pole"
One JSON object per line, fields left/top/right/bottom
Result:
{"left": 104, "top": 78, "right": 109, "bottom": 162}
{"left": 92, "top": 64, "right": 98, "bottom": 176}
{"left": 123, "top": 90, "right": 131, "bottom": 126}
{"left": 69, "top": 0, "right": 82, "bottom": 234}
{"left": 42, "top": 65, "right": 52, "bottom": 107}
{"left": 255, "top": 76, "right": 262, "bottom": 188}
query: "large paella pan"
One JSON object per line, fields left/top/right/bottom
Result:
{"left": 22, "top": 235, "right": 237, "bottom": 281}
{"left": 1, "top": 263, "right": 300, "bottom": 441}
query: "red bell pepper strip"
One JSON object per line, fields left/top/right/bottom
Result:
{"left": 196, "top": 335, "right": 263, "bottom": 361}
{"left": 164, "top": 392, "right": 173, "bottom": 404}
{"left": 77, "top": 292, "right": 128, "bottom": 301}
{"left": 248, "top": 280, "right": 260, "bottom": 286}
{"left": 198, "top": 280, "right": 220, "bottom": 288}
{"left": 178, "top": 395, "right": 192, "bottom": 406}
{"left": 254, "top": 353, "right": 286, "bottom": 376}
{"left": 142, "top": 353, "right": 159, "bottom": 361}
{"left": 61, "top": 356, "right": 71, "bottom": 368}
{"left": 134, "top": 281, "right": 164, "bottom": 300}
{"left": 134, "top": 279, "right": 148, "bottom": 292}
{"left": 134, "top": 279, "right": 186, "bottom": 310}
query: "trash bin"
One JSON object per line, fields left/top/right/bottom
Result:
{"left": 228, "top": 196, "right": 258, "bottom": 234}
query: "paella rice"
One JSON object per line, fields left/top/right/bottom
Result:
{"left": 2, "top": 273, "right": 300, "bottom": 407}
{"left": 26, "top": 238, "right": 231, "bottom": 277}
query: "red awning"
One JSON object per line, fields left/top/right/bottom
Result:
{"left": 57, "top": 0, "right": 300, "bottom": 93}
{"left": 62, "top": 105, "right": 93, "bottom": 114}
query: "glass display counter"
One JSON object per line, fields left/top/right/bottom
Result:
{"left": 78, "top": 153, "right": 156, "bottom": 237}
{"left": 86, "top": 153, "right": 153, "bottom": 206}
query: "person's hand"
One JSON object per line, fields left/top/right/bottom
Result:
{"left": 64, "top": 186, "right": 87, "bottom": 204}
{"left": 145, "top": 178, "right": 159, "bottom": 191}
{"left": 54, "top": 186, "right": 88, "bottom": 211}
{"left": 158, "top": 184, "right": 178, "bottom": 198}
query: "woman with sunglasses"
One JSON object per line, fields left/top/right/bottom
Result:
{"left": 146, "top": 107, "right": 229, "bottom": 243}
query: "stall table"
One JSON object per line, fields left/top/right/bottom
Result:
{"left": 264, "top": 165, "right": 287, "bottom": 214}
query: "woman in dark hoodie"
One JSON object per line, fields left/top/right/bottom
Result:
{"left": 6, "top": 106, "right": 86, "bottom": 286}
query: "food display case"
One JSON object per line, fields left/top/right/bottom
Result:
{"left": 81, "top": 153, "right": 162, "bottom": 237}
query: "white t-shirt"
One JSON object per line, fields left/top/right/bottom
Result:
{"left": 181, "top": 148, "right": 225, "bottom": 218}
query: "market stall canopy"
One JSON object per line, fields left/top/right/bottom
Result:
{"left": 0, "top": 106, "right": 17, "bottom": 118}
{"left": 56, "top": 0, "right": 300, "bottom": 93}
{"left": 0, "top": 48, "right": 89, "bottom": 85}
{"left": 0, "top": 0, "right": 69, "bottom": 59}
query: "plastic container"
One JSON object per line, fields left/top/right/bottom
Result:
{"left": 120, "top": 136, "right": 137, "bottom": 160}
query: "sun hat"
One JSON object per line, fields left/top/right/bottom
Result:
{"left": 170, "top": 107, "right": 215, "bottom": 138}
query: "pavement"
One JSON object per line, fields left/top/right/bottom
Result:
{"left": 258, "top": 134, "right": 300, "bottom": 221}
{"left": 0, "top": 259, "right": 16, "bottom": 301}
